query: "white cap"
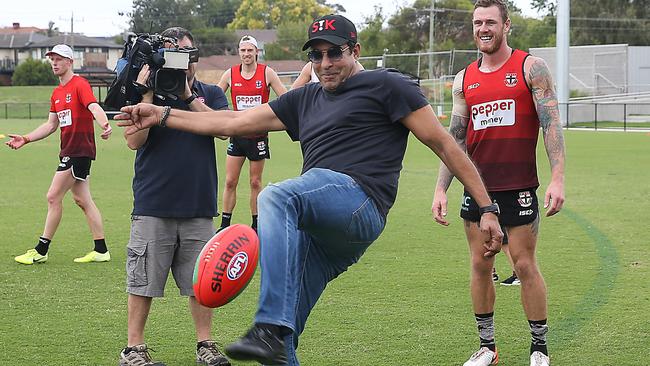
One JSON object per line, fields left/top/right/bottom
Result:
{"left": 239, "top": 35, "right": 258, "bottom": 49}
{"left": 46, "top": 44, "right": 74, "bottom": 59}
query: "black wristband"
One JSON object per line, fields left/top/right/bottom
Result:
{"left": 184, "top": 93, "right": 197, "bottom": 105}
{"left": 133, "top": 82, "right": 149, "bottom": 96}
{"left": 159, "top": 106, "right": 172, "bottom": 128}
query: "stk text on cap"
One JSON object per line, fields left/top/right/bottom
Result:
{"left": 302, "top": 14, "right": 357, "bottom": 51}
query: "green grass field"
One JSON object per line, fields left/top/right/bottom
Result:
{"left": 570, "top": 120, "right": 650, "bottom": 130}
{"left": 0, "top": 119, "right": 649, "bottom": 365}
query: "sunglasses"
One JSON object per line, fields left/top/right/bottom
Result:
{"left": 307, "top": 45, "right": 350, "bottom": 64}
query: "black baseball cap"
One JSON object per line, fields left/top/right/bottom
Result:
{"left": 302, "top": 14, "right": 357, "bottom": 51}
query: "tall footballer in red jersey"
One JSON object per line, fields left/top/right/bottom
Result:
{"left": 6, "top": 44, "right": 113, "bottom": 265}
{"left": 217, "top": 35, "right": 287, "bottom": 232}
{"left": 431, "top": 1, "right": 565, "bottom": 366}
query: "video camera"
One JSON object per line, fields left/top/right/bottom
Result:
{"left": 104, "top": 33, "right": 199, "bottom": 111}
{"left": 131, "top": 33, "right": 199, "bottom": 97}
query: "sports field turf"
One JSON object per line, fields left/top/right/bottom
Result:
{"left": 0, "top": 118, "right": 648, "bottom": 365}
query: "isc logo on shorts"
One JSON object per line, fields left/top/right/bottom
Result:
{"left": 227, "top": 252, "right": 248, "bottom": 280}
{"left": 471, "top": 99, "right": 516, "bottom": 131}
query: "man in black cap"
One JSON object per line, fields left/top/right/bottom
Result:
{"left": 116, "top": 14, "right": 503, "bottom": 366}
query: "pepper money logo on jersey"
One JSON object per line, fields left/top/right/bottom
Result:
{"left": 235, "top": 95, "right": 262, "bottom": 110}
{"left": 471, "top": 99, "right": 516, "bottom": 130}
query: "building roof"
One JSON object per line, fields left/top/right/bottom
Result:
{"left": 0, "top": 24, "right": 44, "bottom": 34}
{"left": 234, "top": 30, "right": 278, "bottom": 44}
{"left": 29, "top": 34, "right": 122, "bottom": 49}
{"left": 0, "top": 32, "right": 48, "bottom": 48}
{"left": 197, "top": 55, "right": 305, "bottom": 73}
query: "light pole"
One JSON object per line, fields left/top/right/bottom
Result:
{"left": 556, "top": 0, "right": 570, "bottom": 126}
{"left": 428, "top": 0, "right": 435, "bottom": 78}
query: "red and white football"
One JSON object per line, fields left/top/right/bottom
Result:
{"left": 193, "top": 224, "right": 259, "bottom": 308}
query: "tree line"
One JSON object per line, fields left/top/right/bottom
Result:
{"left": 14, "top": 0, "right": 650, "bottom": 85}
{"left": 124, "top": 0, "right": 650, "bottom": 59}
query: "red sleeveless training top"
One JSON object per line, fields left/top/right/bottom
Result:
{"left": 230, "top": 63, "right": 269, "bottom": 111}
{"left": 463, "top": 49, "right": 540, "bottom": 191}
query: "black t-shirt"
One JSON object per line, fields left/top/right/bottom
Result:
{"left": 269, "top": 68, "right": 428, "bottom": 217}
{"left": 132, "top": 80, "right": 229, "bottom": 217}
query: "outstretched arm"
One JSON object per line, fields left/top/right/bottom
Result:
{"left": 527, "top": 56, "right": 566, "bottom": 216}
{"left": 116, "top": 103, "right": 286, "bottom": 137}
{"left": 5, "top": 112, "right": 59, "bottom": 149}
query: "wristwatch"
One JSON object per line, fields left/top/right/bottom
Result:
{"left": 479, "top": 202, "right": 500, "bottom": 216}
{"left": 184, "top": 92, "right": 198, "bottom": 105}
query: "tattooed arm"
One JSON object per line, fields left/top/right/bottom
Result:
{"left": 432, "top": 70, "right": 471, "bottom": 225}
{"left": 526, "top": 56, "right": 566, "bottom": 216}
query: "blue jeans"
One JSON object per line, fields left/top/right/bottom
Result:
{"left": 255, "top": 168, "right": 386, "bottom": 365}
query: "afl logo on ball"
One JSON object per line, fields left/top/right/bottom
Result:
{"left": 227, "top": 252, "right": 249, "bottom": 280}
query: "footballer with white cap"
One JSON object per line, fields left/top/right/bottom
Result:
{"left": 6, "top": 43, "right": 113, "bottom": 265}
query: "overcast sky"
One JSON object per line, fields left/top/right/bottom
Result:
{"left": 2, "top": 0, "right": 538, "bottom": 37}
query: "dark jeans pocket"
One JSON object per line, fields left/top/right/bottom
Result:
{"left": 127, "top": 240, "right": 148, "bottom": 287}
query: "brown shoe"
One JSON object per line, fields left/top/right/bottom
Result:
{"left": 119, "top": 344, "right": 165, "bottom": 366}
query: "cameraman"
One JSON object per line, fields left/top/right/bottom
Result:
{"left": 119, "top": 27, "right": 231, "bottom": 366}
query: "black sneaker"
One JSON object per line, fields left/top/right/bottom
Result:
{"left": 224, "top": 325, "right": 287, "bottom": 365}
{"left": 492, "top": 268, "right": 499, "bottom": 282}
{"left": 500, "top": 273, "right": 521, "bottom": 286}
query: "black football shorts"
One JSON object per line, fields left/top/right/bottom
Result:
{"left": 460, "top": 187, "right": 539, "bottom": 227}
{"left": 227, "top": 136, "right": 270, "bottom": 161}
{"left": 57, "top": 156, "right": 92, "bottom": 181}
